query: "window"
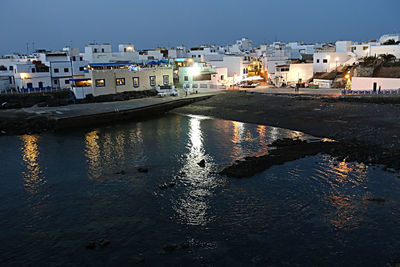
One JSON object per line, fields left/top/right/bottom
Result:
{"left": 79, "top": 67, "right": 84, "bottom": 71}
{"left": 72, "top": 56, "right": 76, "bottom": 61}
{"left": 27, "top": 83, "right": 33, "bottom": 89}
{"left": 243, "top": 68, "right": 246, "bottom": 74}
{"left": 54, "top": 80, "right": 58, "bottom": 85}
{"left": 316, "top": 59, "right": 320, "bottom": 63}
{"left": 133, "top": 77, "right": 139, "bottom": 88}
{"left": 163, "top": 75, "right": 169, "bottom": 85}
{"left": 54, "top": 68, "right": 59, "bottom": 73}
{"left": 116, "top": 78, "right": 125, "bottom": 86}
{"left": 184, "top": 76, "right": 188, "bottom": 81}
{"left": 323, "top": 59, "right": 328, "bottom": 63}
{"left": 221, "top": 75, "right": 224, "bottom": 80}
{"left": 149, "top": 76, "right": 156, "bottom": 86}
{"left": 38, "top": 82, "right": 43, "bottom": 88}
{"left": 101, "top": 48, "right": 104, "bottom": 53}
{"left": 198, "top": 55, "right": 201, "bottom": 58}
{"left": 64, "top": 68, "right": 69, "bottom": 72}
{"left": 363, "top": 46, "right": 369, "bottom": 51}
{"left": 65, "top": 80, "right": 70, "bottom": 84}
{"left": 9, "top": 66, "right": 13, "bottom": 71}
{"left": 80, "top": 57, "right": 83, "bottom": 61}
{"left": 94, "top": 48, "right": 98, "bottom": 53}
{"left": 95, "top": 79, "right": 105, "bottom": 87}
{"left": 32, "top": 68, "right": 36, "bottom": 73}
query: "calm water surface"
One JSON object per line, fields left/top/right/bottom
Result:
{"left": 0, "top": 113, "right": 400, "bottom": 266}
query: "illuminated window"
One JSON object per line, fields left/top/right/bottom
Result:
{"left": 184, "top": 76, "right": 188, "bottom": 81}
{"left": 149, "top": 76, "right": 156, "bottom": 86}
{"left": 133, "top": 77, "right": 139, "bottom": 88}
{"left": 163, "top": 75, "right": 169, "bottom": 85}
{"left": 95, "top": 79, "right": 105, "bottom": 87}
{"left": 116, "top": 78, "right": 125, "bottom": 86}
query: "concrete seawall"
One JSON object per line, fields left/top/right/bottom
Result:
{"left": 53, "top": 95, "right": 214, "bottom": 130}
{"left": 0, "top": 93, "right": 217, "bottom": 135}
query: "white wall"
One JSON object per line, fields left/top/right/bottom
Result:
{"left": 351, "top": 77, "right": 400, "bottom": 91}
{"left": 370, "top": 45, "right": 400, "bottom": 58}
{"left": 313, "top": 52, "right": 350, "bottom": 73}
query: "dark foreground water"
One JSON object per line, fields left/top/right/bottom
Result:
{"left": 1, "top": 114, "right": 400, "bottom": 266}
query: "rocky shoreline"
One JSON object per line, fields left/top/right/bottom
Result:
{"left": 219, "top": 138, "right": 400, "bottom": 178}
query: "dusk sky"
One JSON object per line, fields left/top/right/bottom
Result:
{"left": 0, "top": 0, "right": 399, "bottom": 55}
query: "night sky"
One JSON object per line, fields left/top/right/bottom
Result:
{"left": 0, "top": 0, "right": 399, "bottom": 55}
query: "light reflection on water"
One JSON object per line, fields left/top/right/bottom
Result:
{"left": 20, "top": 135, "right": 46, "bottom": 194}
{"left": 1, "top": 113, "right": 399, "bottom": 266}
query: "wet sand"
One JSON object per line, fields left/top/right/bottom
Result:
{"left": 173, "top": 90, "right": 400, "bottom": 151}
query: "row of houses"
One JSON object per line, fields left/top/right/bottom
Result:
{"left": 1, "top": 34, "right": 400, "bottom": 98}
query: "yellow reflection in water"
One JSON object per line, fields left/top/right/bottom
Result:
{"left": 85, "top": 130, "right": 101, "bottom": 179}
{"left": 20, "top": 135, "right": 46, "bottom": 194}
{"left": 232, "top": 121, "right": 244, "bottom": 144}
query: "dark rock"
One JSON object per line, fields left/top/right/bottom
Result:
{"left": 158, "top": 183, "right": 168, "bottom": 190}
{"left": 137, "top": 167, "right": 149, "bottom": 173}
{"left": 99, "top": 238, "right": 111, "bottom": 247}
{"left": 198, "top": 159, "right": 206, "bottom": 167}
{"left": 115, "top": 170, "right": 126, "bottom": 175}
{"left": 163, "top": 244, "right": 178, "bottom": 252}
{"left": 168, "top": 182, "right": 176, "bottom": 187}
{"left": 181, "top": 242, "right": 190, "bottom": 249}
{"left": 365, "top": 197, "right": 386, "bottom": 203}
{"left": 85, "top": 241, "right": 96, "bottom": 249}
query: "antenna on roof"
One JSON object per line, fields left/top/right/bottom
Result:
{"left": 26, "top": 42, "right": 29, "bottom": 55}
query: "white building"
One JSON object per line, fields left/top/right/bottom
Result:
{"left": 178, "top": 62, "right": 227, "bottom": 92}
{"left": 379, "top": 33, "right": 400, "bottom": 44}
{"left": 274, "top": 63, "right": 313, "bottom": 86}
{"left": 351, "top": 77, "right": 400, "bottom": 91}
{"left": 84, "top": 43, "right": 139, "bottom": 63}
{"left": 313, "top": 52, "right": 352, "bottom": 73}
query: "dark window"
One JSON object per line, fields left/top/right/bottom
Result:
{"left": 94, "top": 48, "right": 98, "bottom": 53}
{"left": 101, "top": 48, "right": 104, "bottom": 53}
{"left": 54, "top": 68, "right": 59, "bottom": 73}
{"left": 133, "top": 77, "right": 139, "bottom": 88}
{"left": 323, "top": 59, "right": 328, "bottom": 63}
{"left": 79, "top": 67, "right": 84, "bottom": 71}
{"left": 9, "top": 66, "right": 13, "bottom": 71}
{"left": 184, "top": 76, "right": 188, "bottom": 81}
{"left": 363, "top": 46, "right": 369, "bottom": 51}
{"left": 198, "top": 55, "right": 201, "bottom": 58}
{"left": 72, "top": 56, "right": 76, "bottom": 61}
{"left": 80, "top": 57, "right": 83, "bottom": 61}
{"left": 116, "top": 78, "right": 125, "bottom": 86}
{"left": 27, "top": 83, "right": 33, "bottom": 89}
{"left": 316, "top": 59, "right": 320, "bottom": 63}
{"left": 163, "top": 75, "right": 169, "bottom": 85}
{"left": 95, "top": 79, "right": 105, "bottom": 87}
{"left": 32, "top": 68, "right": 36, "bottom": 73}
{"left": 221, "top": 75, "right": 224, "bottom": 80}
{"left": 65, "top": 80, "right": 70, "bottom": 84}
{"left": 243, "top": 68, "right": 246, "bottom": 74}
{"left": 124, "top": 48, "right": 127, "bottom": 52}
{"left": 64, "top": 68, "right": 69, "bottom": 72}
{"left": 54, "top": 80, "right": 58, "bottom": 85}
{"left": 149, "top": 76, "right": 156, "bottom": 86}
{"left": 38, "top": 82, "right": 43, "bottom": 88}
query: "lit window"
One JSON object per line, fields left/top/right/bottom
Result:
{"left": 149, "top": 76, "right": 156, "bottom": 86}
{"left": 133, "top": 77, "right": 139, "bottom": 88}
{"left": 163, "top": 75, "right": 169, "bottom": 85}
{"left": 95, "top": 79, "right": 105, "bottom": 87}
{"left": 116, "top": 78, "right": 125, "bottom": 86}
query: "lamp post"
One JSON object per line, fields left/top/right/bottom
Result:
{"left": 335, "top": 57, "right": 339, "bottom": 76}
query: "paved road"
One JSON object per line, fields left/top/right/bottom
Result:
{"left": 236, "top": 86, "right": 342, "bottom": 97}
